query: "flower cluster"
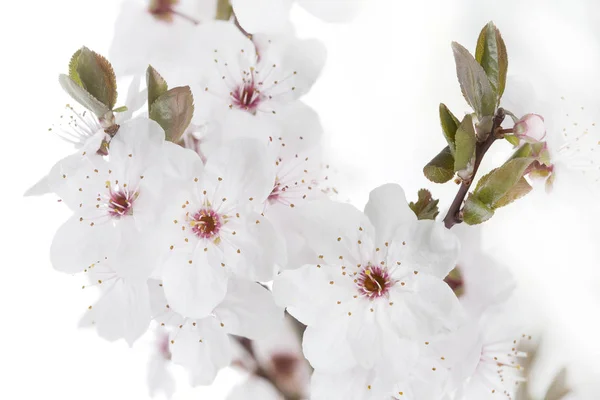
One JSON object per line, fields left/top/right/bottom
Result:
{"left": 26, "top": 2, "right": 581, "bottom": 399}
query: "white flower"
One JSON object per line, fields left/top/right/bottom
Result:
{"left": 109, "top": 0, "right": 217, "bottom": 77}
{"left": 231, "top": 0, "right": 365, "bottom": 34}
{"left": 311, "top": 349, "right": 449, "bottom": 400}
{"left": 273, "top": 184, "right": 463, "bottom": 378}
{"left": 146, "top": 328, "right": 176, "bottom": 398}
{"left": 150, "top": 278, "right": 283, "bottom": 386}
{"left": 187, "top": 22, "right": 325, "bottom": 142}
{"left": 49, "top": 118, "right": 195, "bottom": 274}
{"left": 450, "top": 224, "right": 516, "bottom": 317}
{"left": 227, "top": 377, "right": 281, "bottom": 400}
{"left": 78, "top": 234, "right": 159, "bottom": 346}
{"left": 25, "top": 75, "right": 146, "bottom": 197}
{"left": 445, "top": 309, "right": 529, "bottom": 400}
{"left": 158, "top": 137, "right": 284, "bottom": 318}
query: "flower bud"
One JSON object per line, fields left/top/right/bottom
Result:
{"left": 514, "top": 113, "right": 546, "bottom": 142}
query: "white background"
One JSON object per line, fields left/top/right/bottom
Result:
{"left": 2, "top": 0, "right": 600, "bottom": 398}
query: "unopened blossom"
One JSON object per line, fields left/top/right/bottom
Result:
{"left": 231, "top": 0, "right": 365, "bottom": 34}
{"left": 149, "top": 278, "right": 283, "bottom": 385}
{"left": 273, "top": 184, "right": 463, "bottom": 378}
{"left": 49, "top": 118, "right": 196, "bottom": 274}
{"left": 158, "top": 137, "right": 284, "bottom": 318}
{"left": 187, "top": 22, "right": 325, "bottom": 143}
{"left": 514, "top": 114, "right": 546, "bottom": 142}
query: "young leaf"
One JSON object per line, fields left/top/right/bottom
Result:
{"left": 475, "top": 21, "right": 508, "bottom": 101}
{"left": 463, "top": 194, "right": 494, "bottom": 225}
{"left": 59, "top": 74, "right": 110, "bottom": 118}
{"left": 146, "top": 65, "right": 169, "bottom": 113}
{"left": 439, "top": 103, "right": 460, "bottom": 154}
{"left": 454, "top": 114, "right": 477, "bottom": 173}
{"left": 409, "top": 189, "right": 440, "bottom": 220}
{"left": 493, "top": 177, "right": 532, "bottom": 208}
{"left": 423, "top": 146, "right": 455, "bottom": 183}
{"left": 149, "top": 86, "right": 195, "bottom": 143}
{"left": 73, "top": 47, "right": 118, "bottom": 109}
{"left": 216, "top": 0, "right": 233, "bottom": 21}
{"left": 451, "top": 42, "right": 496, "bottom": 118}
{"left": 473, "top": 157, "right": 534, "bottom": 206}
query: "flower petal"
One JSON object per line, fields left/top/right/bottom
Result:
{"left": 170, "top": 317, "right": 233, "bottom": 386}
{"left": 364, "top": 183, "right": 417, "bottom": 244}
{"left": 162, "top": 249, "right": 229, "bottom": 319}
{"left": 231, "top": 0, "right": 293, "bottom": 34}
{"left": 303, "top": 318, "right": 356, "bottom": 372}
{"left": 227, "top": 377, "right": 281, "bottom": 400}
{"left": 214, "top": 278, "right": 284, "bottom": 340}
{"left": 50, "top": 215, "right": 120, "bottom": 274}
{"left": 80, "top": 279, "right": 151, "bottom": 346}
{"left": 297, "top": 0, "right": 364, "bottom": 23}
{"left": 388, "top": 219, "right": 460, "bottom": 279}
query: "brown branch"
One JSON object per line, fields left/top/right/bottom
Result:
{"left": 443, "top": 108, "right": 506, "bottom": 229}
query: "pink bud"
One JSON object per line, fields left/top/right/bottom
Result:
{"left": 514, "top": 114, "right": 546, "bottom": 141}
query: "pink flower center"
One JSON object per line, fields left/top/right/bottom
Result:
{"left": 268, "top": 179, "right": 283, "bottom": 203}
{"left": 108, "top": 189, "right": 136, "bottom": 218}
{"left": 232, "top": 81, "right": 264, "bottom": 112}
{"left": 357, "top": 265, "right": 394, "bottom": 299}
{"left": 190, "top": 209, "right": 222, "bottom": 239}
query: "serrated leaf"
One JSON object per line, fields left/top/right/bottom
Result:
{"left": 452, "top": 42, "right": 496, "bottom": 118}
{"left": 74, "top": 47, "right": 118, "bottom": 109}
{"left": 439, "top": 103, "right": 460, "bottom": 154}
{"left": 409, "top": 189, "right": 440, "bottom": 220}
{"left": 509, "top": 143, "right": 533, "bottom": 160}
{"left": 149, "top": 86, "right": 194, "bottom": 143}
{"left": 68, "top": 49, "right": 83, "bottom": 87}
{"left": 473, "top": 157, "right": 535, "bottom": 205}
{"left": 146, "top": 65, "right": 169, "bottom": 113}
{"left": 423, "top": 146, "right": 455, "bottom": 183}
{"left": 59, "top": 74, "right": 110, "bottom": 118}
{"left": 493, "top": 177, "right": 532, "bottom": 208}
{"left": 454, "top": 114, "right": 477, "bottom": 173}
{"left": 475, "top": 21, "right": 508, "bottom": 101}
{"left": 463, "top": 194, "right": 495, "bottom": 225}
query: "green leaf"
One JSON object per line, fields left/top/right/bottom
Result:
{"left": 409, "top": 189, "right": 440, "bottom": 220}
{"left": 475, "top": 21, "right": 508, "bottom": 101}
{"left": 68, "top": 49, "right": 83, "bottom": 87}
{"left": 493, "top": 177, "right": 532, "bottom": 208}
{"left": 72, "top": 47, "right": 118, "bottom": 109}
{"left": 463, "top": 194, "right": 495, "bottom": 225}
{"left": 423, "top": 146, "right": 455, "bottom": 183}
{"left": 146, "top": 65, "right": 169, "bottom": 113}
{"left": 439, "top": 103, "right": 460, "bottom": 154}
{"left": 454, "top": 114, "right": 477, "bottom": 173}
{"left": 509, "top": 143, "right": 533, "bottom": 160}
{"left": 113, "top": 106, "right": 128, "bottom": 113}
{"left": 149, "top": 86, "right": 195, "bottom": 143}
{"left": 504, "top": 135, "right": 520, "bottom": 146}
{"left": 216, "top": 0, "right": 233, "bottom": 21}
{"left": 451, "top": 42, "right": 496, "bottom": 118}
{"left": 59, "top": 74, "right": 110, "bottom": 118}
{"left": 473, "top": 157, "right": 535, "bottom": 205}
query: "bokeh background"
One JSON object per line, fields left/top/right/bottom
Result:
{"left": 3, "top": 0, "right": 600, "bottom": 398}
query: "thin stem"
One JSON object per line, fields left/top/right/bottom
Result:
{"left": 233, "top": 9, "right": 253, "bottom": 39}
{"left": 171, "top": 9, "right": 200, "bottom": 25}
{"left": 443, "top": 108, "right": 506, "bottom": 229}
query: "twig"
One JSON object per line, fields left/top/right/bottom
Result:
{"left": 443, "top": 108, "right": 506, "bottom": 229}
